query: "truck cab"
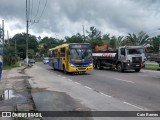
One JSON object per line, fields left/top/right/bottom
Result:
{"left": 117, "top": 46, "right": 146, "bottom": 72}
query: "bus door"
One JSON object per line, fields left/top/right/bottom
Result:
{"left": 65, "top": 48, "right": 69, "bottom": 71}
{"left": 59, "top": 48, "right": 66, "bottom": 70}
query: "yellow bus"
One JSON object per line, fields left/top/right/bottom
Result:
{"left": 49, "top": 43, "right": 93, "bottom": 74}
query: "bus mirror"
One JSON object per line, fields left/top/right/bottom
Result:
{"left": 68, "top": 51, "right": 70, "bottom": 55}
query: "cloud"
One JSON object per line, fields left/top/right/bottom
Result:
{"left": 0, "top": 0, "right": 160, "bottom": 39}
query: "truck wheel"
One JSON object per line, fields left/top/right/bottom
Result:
{"left": 117, "top": 63, "right": 123, "bottom": 72}
{"left": 93, "top": 64, "right": 97, "bottom": 69}
{"left": 135, "top": 69, "right": 140, "bottom": 72}
{"left": 97, "top": 61, "right": 102, "bottom": 70}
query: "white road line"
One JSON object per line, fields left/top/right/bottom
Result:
{"left": 84, "top": 86, "right": 92, "bottom": 90}
{"left": 123, "top": 101, "right": 144, "bottom": 110}
{"left": 62, "top": 77, "right": 66, "bottom": 79}
{"left": 74, "top": 82, "right": 81, "bottom": 85}
{"left": 100, "top": 92, "right": 112, "bottom": 98}
{"left": 114, "top": 78, "right": 134, "bottom": 84}
{"left": 68, "top": 79, "right": 72, "bottom": 81}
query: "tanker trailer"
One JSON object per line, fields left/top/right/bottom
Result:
{"left": 92, "top": 46, "right": 146, "bottom": 72}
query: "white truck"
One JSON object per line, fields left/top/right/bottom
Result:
{"left": 92, "top": 46, "right": 146, "bottom": 72}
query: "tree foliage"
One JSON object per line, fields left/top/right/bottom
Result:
{"left": 86, "top": 26, "right": 103, "bottom": 50}
{"left": 126, "top": 31, "right": 150, "bottom": 46}
{"left": 10, "top": 33, "right": 38, "bottom": 59}
{"left": 65, "top": 33, "right": 83, "bottom": 43}
{"left": 86, "top": 26, "right": 101, "bottom": 40}
{"left": 3, "top": 46, "right": 17, "bottom": 66}
{"left": 151, "top": 35, "right": 160, "bottom": 52}
{"left": 39, "top": 37, "right": 64, "bottom": 57}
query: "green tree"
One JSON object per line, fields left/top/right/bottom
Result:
{"left": 28, "top": 49, "right": 35, "bottom": 58}
{"left": 10, "top": 33, "right": 38, "bottom": 59}
{"left": 110, "top": 36, "right": 117, "bottom": 50}
{"left": 126, "top": 31, "right": 150, "bottom": 46}
{"left": 38, "top": 37, "right": 64, "bottom": 57}
{"left": 87, "top": 26, "right": 101, "bottom": 40}
{"left": 3, "top": 46, "right": 17, "bottom": 66}
{"left": 65, "top": 33, "right": 83, "bottom": 43}
{"left": 102, "top": 34, "right": 110, "bottom": 40}
{"left": 151, "top": 35, "right": 160, "bottom": 52}
{"left": 86, "top": 26, "right": 103, "bottom": 50}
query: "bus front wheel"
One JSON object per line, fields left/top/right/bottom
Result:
{"left": 63, "top": 65, "right": 67, "bottom": 74}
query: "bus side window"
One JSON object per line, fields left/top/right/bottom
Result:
{"left": 60, "top": 48, "right": 65, "bottom": 57}
{"left": 53, "top": 50, "right": 58, "bottom": 57}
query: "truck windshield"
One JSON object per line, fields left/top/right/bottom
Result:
{"left": 70, "top": 49, "right": 92, "bottom": 62}
{"left": 127, "top": 48, "right": 144, "bottom": 55}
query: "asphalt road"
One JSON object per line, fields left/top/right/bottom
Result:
{"left": 36, "top": 62, "right": 160, "bottom": 111}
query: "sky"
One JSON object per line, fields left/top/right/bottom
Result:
{"left": 0, "top": 0, "right": 160, "bottom": 40}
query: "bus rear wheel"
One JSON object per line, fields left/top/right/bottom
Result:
{"left": 53, "top": 63, "right": 56, "bottom": 70}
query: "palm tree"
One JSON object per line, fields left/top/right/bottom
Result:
{"left": 116, "top": 36, "right": 124, "bottom": 48}
{"left": 151, "top": 35, "right": 160, "bottom": 52}
{"left": 109, "top": 36, "right": 124, "bottom": 50}
{"left": 126, "top": 31, "right": 150, "bottom": 46}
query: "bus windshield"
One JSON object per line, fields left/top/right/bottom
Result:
{"left": 127, "top": 48, "right": 144, "bottom": 55}
{"left": 70, "top": 49, "right": 92, "bottom": 62}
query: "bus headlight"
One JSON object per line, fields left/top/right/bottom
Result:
{"left": 88, "top": 63, "right": 93, "bottom": 66}
{"left": 70, "top": 63, "right": 75, "bottom": 67}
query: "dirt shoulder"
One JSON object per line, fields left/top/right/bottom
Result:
{"left": 0, "top": 66, "right": 38, "bottom": 120}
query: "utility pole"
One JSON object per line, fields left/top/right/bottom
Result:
{"left": 7, "top": 30, "right": 10, "bottom": 46}
{"left": 26, "top": 0, "right": 29, "bottom": 65}
{"left": 82, "top": 25, "right": 85, "bottom": 42}
{"left": 2, "top": 20, "right": 4, "bottom": 56}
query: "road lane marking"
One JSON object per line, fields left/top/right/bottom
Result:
{"left": 84, "top": 86, "right": 92, "bottom": 90}
{"left": 74, "top": 82, "right": 81, "bottom": 85}
{"left": 123, "top": 101, "right": 144, "bottom": 110}
{"left": 62, "top": 77, "right": 66, "bottom": 79}
{"left": 114, "top": 78, "right": 134, "bottom": 84}
{"left": 68, "top": 79, "right": 73, "bottom": 81}
{"left": 100, "top": 92, "right": 112, "bottom": 98}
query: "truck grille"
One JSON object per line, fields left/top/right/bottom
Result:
{"left": 132, "top": 57, "right": 142, "bottom": 63}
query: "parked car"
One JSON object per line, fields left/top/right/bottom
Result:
{"left": 43, "top": 57, "right": 49, "bottom": 64}
{"left": 29, "top": 58, "right": 35, "bottom": 64}
{"left": 24, "top": 58, "right": 35, "bottom": 64}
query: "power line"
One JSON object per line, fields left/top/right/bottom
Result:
{"left": 28, "top": 0, "right": 30, "bottom": 20}
{"left": 37, "top": 0, "right": 47, "bottom": 22}
{"left": 34, "top": 0, "right": 41, "bottom": 22}
{"left": 27, "top": 0, "right": 47, "bottom": 27}
{"left": 30, "top": 0, "right": 33, "bottom": 21}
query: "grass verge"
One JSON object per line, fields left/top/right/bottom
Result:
{"left": 144, "top": 64, "right": 160, "bottom": 71}
{"left": 3, "top": 62, "right": 25, "bottom": 70}
{"left": 35, "top": 57, "right": 43, "bottom": 62}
